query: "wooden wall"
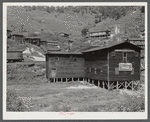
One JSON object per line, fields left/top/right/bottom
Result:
{"left": 46, "top": 54, "right": 85, "bottom": 78}
{"left": 109, "top": 44, "right": 141, "bottom": 81}
{"left": 31, "top": 38, "right": 40, "bottom": 46}
{"left": 13, "top": 35, "right": 24, "bottom": 43}
{"left": 83, "top": 50, "right": 108, "bottom": 80}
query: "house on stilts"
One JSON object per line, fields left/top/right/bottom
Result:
{"left": 45, "top": 40, "right": 141, "bottom": 90}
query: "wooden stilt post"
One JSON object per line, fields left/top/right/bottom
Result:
{"left": 98, "top": 80, "right": 100, "bottom": 87}
{"left": 83, "top": 78, "right": 84, "bottom": 82}
{"left": 61, "top": 78, "right": 62, "bottom": 82}
{"left": 66, "top": 78, "right": 67, "bottom": 82}
{"left": 72, "top": 77, "right": 74, "bottom": 82}
{"left": 54, "top": 78, "right": 55, "bottom": 83}
{"left": 117, "top": 81, "right": 118, "bottom": 90}
{"left": 132, "top": 81, "right": 134, "bottom": 90}
{"left": 92, "top": 79, "right": 94, "bottom": 84}
{"left": 78, "top": 78, "right": 80, "bottom": 81}
{"left": 108, "top": 81, "right": 110, "bottom": 90}
{"left": 125, "top": 81, "right": 127, "bottom": 89}
{"left": 102, "top": 81, "right": 105, "bottom": 89}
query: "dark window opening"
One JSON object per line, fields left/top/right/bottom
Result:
{"left": 123, "top": 52, "right": 127, "bottom": 62}
{"left": 73, "top": 58, "right": 77, "bottom": 61}
{"left": 112, "top": 51, "right": 115, "bottom": 56}
{"left": 55, "top": 57, "right": 59, "bottom": 61}
{"left": 52, "top": 68, "right": 56, "bottom": 70}
{"left": 135, "top": 52, "right": 139, "bottom": 57}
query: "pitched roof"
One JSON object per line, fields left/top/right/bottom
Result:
{"left": 46, "top": 52, "right": 82, "bottom": 55}
{"left": 12, "top": 34, "right": 24, "bottom": 37}
{"left": 89, "top": 30, "right": 110, "bottom": 33}
{"left": 81, "top": 40, "right": 141, "bottom": 53}
{"left": 25, "top": 37, "right": 41, "bottom": 39}
{"left": 128, "top": 38, "right": 145, "bottom": 41}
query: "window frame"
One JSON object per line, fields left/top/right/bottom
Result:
{"left": 135, "top": 52, "right": 139, "bottom": 57}
{"left": 123, "top": 52, "right": 127, "bottom": 63}
{"left": 55, "top": 57, "right": 59, "bottom": 61}
{"left": 111, "top": 51, "right": 115, "bottom": 56}
{"left": 89, "top": 68, "right": 91, "bottom": 72}
{"left": 94, "top": 68, "right": 97, "bottom": 74}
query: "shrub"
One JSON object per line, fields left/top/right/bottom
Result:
{"left": 7, "top": 90, "right": 29, "bottom": 112}
{"left": 118, "top": 94, "right": 145, "bottom": 112}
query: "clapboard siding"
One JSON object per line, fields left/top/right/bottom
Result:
{"left": 84, "top": 50, "right": 108, "bottom": 80}
{"left": 47, "top": 54, "right": 85, "bottom": 78}
{"left": 109, "top": 47, "right": 140, "bottom": 81}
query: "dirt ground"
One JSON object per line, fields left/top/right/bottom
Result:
{"left": 7, "top": 80, "right": 145, "bottom": 112}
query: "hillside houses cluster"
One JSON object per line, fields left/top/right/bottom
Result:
{"left": 7, "top": 30, "right": 61, "bottom": 52}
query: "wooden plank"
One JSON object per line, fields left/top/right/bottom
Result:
{"left": 98, "top": 80, "right": 100, "bottom": 87}
{"left": 117, "top": 81, "right": 118, "bottom": 89}
{"left": 132, "top": 81, "right": 134, "bottom": 90}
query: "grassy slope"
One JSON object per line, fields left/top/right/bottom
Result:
{"left": 7, "top": 81, "right": 145, "bottom": 112}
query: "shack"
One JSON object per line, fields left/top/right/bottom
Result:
{"left": 82, "top": 40, "right": 141, "bottom": 90}
{"left": 45, "top": 52, "right": 85, "bottom": 82}
{"left": 40, "top": 41, "right": 47, "bottom": 46}
{"left": 7, "top": 30, "right": 12, "bottom": 39}
{"left": 25, "top": 37, "right": 41, "bottom": 46}
{"left": 11, "top": 34, "right": 25, "bottom": 44}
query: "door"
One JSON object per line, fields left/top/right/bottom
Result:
{"left": 51, "top": 68, "right": 56, "bottom": 78}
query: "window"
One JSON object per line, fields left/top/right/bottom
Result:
{"left": 135, "top": 52, "right": 139, "bottom": 57}
{"left": 73, "top": 58, "right": 77, "bottom": 61}
{"left": 55, "top": 57, "right": 59, "bottom": 61}
{"left": 111, "top": 51, "right": 115, "bottom": 56}
{"left": 94, "top": 68, "right": 97, "bottom": 74}
{"left": 123, "top": 52, "right": 127, "bottom": 62}
{"left": 89, "top": 68, "right": 91, "bottom": 72}
{"left": 52, "top": 68, "right": 56, "bottom": 70}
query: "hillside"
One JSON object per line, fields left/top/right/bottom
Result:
{"left": 7, "top": 5, "right": 145, "bottom": 54}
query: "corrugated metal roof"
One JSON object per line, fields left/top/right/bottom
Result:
{"left": 81, "top": 40, "right": 141, "bottom": 53}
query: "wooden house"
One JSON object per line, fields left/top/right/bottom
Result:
{"left": 7, "top": 30, "right": 12, "bottom": 39}
{"left": 40, "top": 41, "right": 47, "bottom": 46}
{"left": 11, "top": 34, "right": 25, "bottom": 44}
{"left": 25, "top": 37, "right": 41, "bottom": 46}
{"left": 59, "top": 32, "right": 70, "bottom": 37}
{"left": 45, "top": 52, "right": 85, "bottom": 82}
{"left": 88, "top": 30, "right": 110, "bottom": 38}
{"left": 47, "top": 41, "right": 58, "bottom": 45}
{"left": 82, "top": 40, "right": 141, "bottom": 90}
